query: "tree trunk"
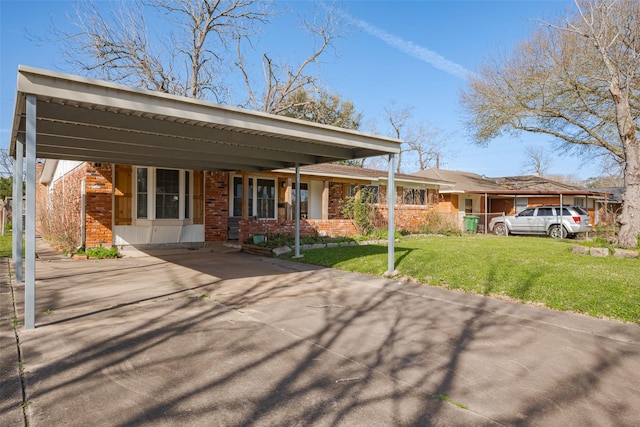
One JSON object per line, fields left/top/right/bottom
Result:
{"left": 609, "top": 81, "right": 639, "bottom": 248}
{"left": 618, "top": 138, "right": 640, "bottom": 248}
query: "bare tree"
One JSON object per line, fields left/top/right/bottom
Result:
{"left": 0, "top": 149, "right": 14, "bottom": 177}
{"left": 461, "top": 0, "right": 640, "bottom": 247}
{"left": 53, "top": 0, "right": 345, "bottom": 116}
{"left": 383, "top": 103, "right": 412, "bottom": 173}
{"left": 381, "top": 103, "right": 451, "bottom": 173}
{"left": 405, "top": 122, "right": 453, "bottom": 171}
{"left": 52, "top": 0, "right": 270, "bottom": 100}
{"left": 521, "top": 145, "right": 553, "bottom": 176}
{"left": 236, "top": 6, "right": 344, "bottom": 113}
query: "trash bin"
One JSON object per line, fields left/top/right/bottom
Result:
{"left": 463, "top": 215, "right": 479, "bottom": 234}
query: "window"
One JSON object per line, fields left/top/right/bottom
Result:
{"left": 518, "top": 208, "right": 535, "bottom": 217}
{"left": 257, "top": 179, "right": 275, "bottom": 218}
{"left": 135, "top": 167, "right": 194, "bottom": 220}
{"left": 465, "top": 199, "right": 473, "bottom": 214}
{"left": 137, "top": 168, "right": 148, "bottom": 219}
{"left": 403, "top": 188, "right": 426, "bottom": 205}
{"left": 515, "top": 197, "right": 528, "bottom": 213}
{"left": 184, "top": 171, "right": 190, "bottom": 219}
{"left": 156, "top": 169, "right": 179, "bottom": 219}
{"left": 537, "top": 207, "right": 554, "bottom": 216}
{"left": 233, "top": 177, "right": 243, "bottom": 217}
{"left": 292, "top": 183, "right": 309, "bottom": 219}
{"left": 230, "top": 176, "right": 276, "bottom": 219}
{"left": 349, "top": 184, "right": 379, "bottom": 203}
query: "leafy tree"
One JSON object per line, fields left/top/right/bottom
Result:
{"left": 279, "top": 89, "right": 362, "bottom": 129}
{"left": 460, "top": 0, "right": 639, "bottom": 247}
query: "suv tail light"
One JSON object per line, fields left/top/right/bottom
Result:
{"left": 572, "top": 216, "right": 580, "bottom": 223}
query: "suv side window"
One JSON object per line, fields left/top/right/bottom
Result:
{"left": 537, "top": 207, "right": 554, "bottom": 216}
{"left": 519, "top": 208, "right": 535, "bottom": 217}
{"left": 561, "top": 208, "right": 572, "bottom": 216}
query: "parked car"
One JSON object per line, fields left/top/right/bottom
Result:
{"left": 489, "top": 205, "right": 592, "bottom": 239}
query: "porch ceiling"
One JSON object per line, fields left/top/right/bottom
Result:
{"left": 10, "top": 66, "right": 401, "bottom": 171}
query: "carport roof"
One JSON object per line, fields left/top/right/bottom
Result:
{"left": 9, "top": 66, "right": 401, "bottom": 171}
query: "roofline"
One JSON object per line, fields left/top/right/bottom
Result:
{"left": 273, "top": 167, "right": 446, "bottom": 187}
{"left": 466, "top": 190, "right": 600, "bottom": 196}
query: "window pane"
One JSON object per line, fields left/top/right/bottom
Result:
{"left": 137, "top": 168, "right": 148, "bottom": 219}
{"left": 184, "top": 171, "right": 190, "bottom": 219}
{"left": 292, "top": 183, "right": 309, "bottom": 219}
{"left": 233, "top": 177, "right": 243, "bottom": 217}
{"left": 156, "top": 169, "right": 180, "bottom": 219}
{"left": 256, "top": 179, "right": 275, "bottom": 218}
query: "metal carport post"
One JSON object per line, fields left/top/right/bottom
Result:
{"left": 387, "top": 153, "right": 396, "bottom": 276}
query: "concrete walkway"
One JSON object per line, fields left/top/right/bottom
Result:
{"left": 2, "top": 241, "right": 640, "bottom": 426}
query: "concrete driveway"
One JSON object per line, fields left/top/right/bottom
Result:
{"left": 2, "top": 241, "right": 640, "bottom": 426}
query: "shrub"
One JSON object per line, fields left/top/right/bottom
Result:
{"left": 418, "top": 210, "right": 460, "bottom": 236}
{"left": 76, "top": 245, "right": 119, "bottom": 259}
{"left": 340, "top": 192, "right": 375, "bottom": 235}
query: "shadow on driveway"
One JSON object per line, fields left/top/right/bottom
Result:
{"left": 4, "top": 243, "right": 640, "bottom": 426}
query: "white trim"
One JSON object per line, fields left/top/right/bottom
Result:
{"left": 133, "top": 166, "right": 194, "bottom": 223}
{"left": 229, "top": 174, "right": 278, "bottom": 219}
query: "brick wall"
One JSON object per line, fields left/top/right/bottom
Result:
{"left": 328, "top": 182, "right": 346, "bottom": 219}
{"left": 37, "top": 162, "right": 114, "bottom": 249}
{"left": 204, "top": 171, "right": 229, "bottom": 242}
{"left": 374, "top": 204, "right": 441, "bottom": 233}
{"left": 85, "top": 164, "right": 113, "bottom": 248}
{"left": 239, "top": 218, "right": 357, "bottom": 243}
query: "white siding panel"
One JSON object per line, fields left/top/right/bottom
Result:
{"left": 179, "top": 225, "right": 205, "bottom": 243}
{"left": 150, "top": 225, "right": 181, "bottom": 244}
{"left": 309, "top": 180, "right": 323, "bottom": 220}
{"left": 51, "top": 160, "right": 84, "bottom": 185}
{"left": 114, "top": 225, "right": 152, "bottom": 245}
{"left": 114, "top": 224, "right": 204, "bottom": 245}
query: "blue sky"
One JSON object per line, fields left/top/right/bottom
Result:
{"left": 1, "top": 0, "right": 600, "bottom": 179}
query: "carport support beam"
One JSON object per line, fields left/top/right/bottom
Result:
{"left": 294, "top": 164, "right": 301, "bottom": 258}
{"left": 24, "top": 94, "right": 36, "bottom": 330}
{"left": 386, "top": 154, "right": 396, "bottom": 276}
{"left": 12, "top": 139, "right": 23, "bottom": 283}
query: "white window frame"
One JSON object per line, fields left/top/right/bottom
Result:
{"left": 134, "top": 166, "right": 193, "bottom": 223}
{"left": 229, "top": 174, "right": 277, "bottom": 219}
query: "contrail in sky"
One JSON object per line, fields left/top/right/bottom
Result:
{"left": 343, "top": 11, "right": 478, "bottom": 81}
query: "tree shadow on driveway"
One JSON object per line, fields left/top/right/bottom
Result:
{"left": 7, "top": 248, "right": 640, "bottom": 426}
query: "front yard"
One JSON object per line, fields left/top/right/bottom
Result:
{"left": 295, "top": 235, "right": 640, "bottom": 325}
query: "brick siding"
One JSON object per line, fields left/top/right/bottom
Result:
{"left": 204, "top": 171, "right": 229, "bottom": 242}
{"left": 239, "top": 218, "right": 357, "bottom": 243}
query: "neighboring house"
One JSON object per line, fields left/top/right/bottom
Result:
{"left": 37, "top": 160, "right": 447, "bottom": 249}
{"left": 414, "top": 169, "right": 605, "bottom": 233}
{"left": 590, "top": 187, "right": 623, "bottom": 225}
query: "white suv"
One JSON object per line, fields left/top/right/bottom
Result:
{"left": 489, "top": 205, "right": 592, "bottom": 239}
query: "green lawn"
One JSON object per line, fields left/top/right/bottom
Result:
{"left": 0, "top": 233, "right": 12, "bottom": 258}
{"left": 295, "top": 235, "right": 640, "bottom": 325}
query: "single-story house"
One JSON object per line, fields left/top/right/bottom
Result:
{"left": 414, "top": 169, "right": 606, "bottom": 233}
{"left": 37, "top": 161, "right": 448, "bottom": 249}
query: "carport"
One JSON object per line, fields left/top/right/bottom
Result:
{"left": 9, "top": 65, "right": 401, "bottom": 329}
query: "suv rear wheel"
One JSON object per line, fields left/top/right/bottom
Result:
{"left": 548, "top": 224, "right": 567, "bottom": 239}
